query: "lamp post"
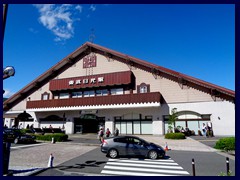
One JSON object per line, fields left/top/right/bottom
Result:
{"left": 3, "top": 4, "right": 8, "bottom": 42}
{"left": 3, "top": 66, "right": 15, "bottom": 80}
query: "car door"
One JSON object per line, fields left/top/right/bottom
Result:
{"left": 126, "top": 137, "right": 148, "bottom": 156}
{"left": 134, "top": 137, "right": 149, "bottom": 156}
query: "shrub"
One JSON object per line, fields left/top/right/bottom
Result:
{"left": 35, "top": 133, "right": 68, "bottom": 142}
{"left": 165, "top": 133, "right": 186, "bottom": 139}
{"left": 214, "top": 137, "right": 235, "bottom": 151}
{"left": 21, "top": 129, "right": 34, "bottom": 134}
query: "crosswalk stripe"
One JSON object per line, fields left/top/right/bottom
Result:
{"left": 108, "top": 159, "right": 178, "bottom": 165}
{"left": 101, "top": 170, "right": 179, "bottom": 176}
{"left": 103, "top": 165, "right": 190, "bottom": 175}
{"left": 106, "top": 162, "right": 183, "bottom": 169}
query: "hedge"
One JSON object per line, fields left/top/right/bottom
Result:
{"left": 214, "top": 137, "right": 235, "bottom": 151}
{"left": 165, "top": 133, "right": 186, "bottom": 139}
{"left": 34, "top": 133, "right": 68, "bottom": 142}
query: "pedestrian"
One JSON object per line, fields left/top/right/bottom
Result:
{"left": 202, "top": 123, "right": 207, "bottom": 137}
{"left": 26, "top": 124, "right": 30, "bottom": 129}
{"left": 207, "top": 122, "right": 214, "bottom": 137}
{"left": 105, "top": 128, "right": 111, "bottom": 138}
{"left": 98, "top": 128, "right": 104, "bottom": 143}
{"left": 18, "top": 123, "right": 23, "bottom": 129}
{"left": 114, "top": 128, "right": 119, "bottom": 136}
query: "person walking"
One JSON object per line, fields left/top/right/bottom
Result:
{"left": 98, "top": 128, "right": 104, "bottom": 143}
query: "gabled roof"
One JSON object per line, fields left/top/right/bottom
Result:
{"left": 3, "top": 42, "right": 235, "bottom": 111}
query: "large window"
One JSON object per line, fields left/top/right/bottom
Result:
{"left": 59, "top": 93, "right": 69, "bottom": 99}
{"left": 115, "top": 116, "right": 153, "bottom": 135}
{"left": 111, "top": 88, "right": 123, "bottom": 95}
{"left": 72, "top": 92, "right": 82, "bottom": 98}
{"left": 96, "top": 89, "right": 108, "bottom": 96}
{"left": 83, "top": 90, "right": 95, "bottom": 97}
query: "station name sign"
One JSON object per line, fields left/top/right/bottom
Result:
{"left": 69, "top": 77, "right": 104, "bottom": 86}
{"left": 49, "top": 71, "right": 132, "bottom": 91}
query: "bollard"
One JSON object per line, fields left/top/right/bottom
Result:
{"left": 48, "top": 154, "right": 54, "bottom": 168}
{"left": 51, "top": 137, "right": 55, "bottom": 144}
{"left": 3, "top": 142, "right": 11, "bottom": 175}
{"left": 226, "top": 157, "right": 230, "bottom": 175}
{"left": 192, "top": 158, "right": 196, "bottom": 176}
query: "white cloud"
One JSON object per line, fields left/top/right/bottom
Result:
{"left": 34, "top": 4, "right": 101, "bottom": 42}
{"left": 34, "top": 4, "right": 77, "bottom": 42}
{"left": 89, "top": 5, "right": 96, "bottom": 12}
{"left": 3, "top": 89, "right": 15, "bottom": 98}
{"left": 29, "top": 28, "right": 38, "bottom": 34}
{"left": 75, "top": 5, "right": 83, "bottom": 13}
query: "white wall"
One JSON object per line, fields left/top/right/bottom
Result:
{"left": 168, "top": 101, "right": 235, "bottom": 136}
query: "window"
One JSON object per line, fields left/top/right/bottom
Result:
{"left": 72, "top": 92, "right": 82, "bottom": 98}
{"left": 96, "top": 89, "right": 108, "bottom": 96}
{"left": 137, "top": 83, "right": 150, "bottom": 93}
{"left": 111, "top": 88, "right": 123, "bottom": 95}
{"left": 140, "top": 86, "right": 148, "bottom": 93}
{"left": 41, "top": 92, "right": 50, "bottom": 100}
{"left": 114, "top": 137, "right": 127, "bottom": 143}
{"left": 83, "top": 90, "right": 95, "bottom": 97}
{"left": 59, "top": 93, "right": 69, "bottom": 99}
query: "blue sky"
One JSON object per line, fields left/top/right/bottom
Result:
{"left": 3, "top": 4, "right": 235, "bottom": 98}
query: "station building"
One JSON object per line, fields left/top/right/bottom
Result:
{"left": 3, "top": 42, "right": 235, "bottom": 136}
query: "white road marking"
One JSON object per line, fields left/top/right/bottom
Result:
{"left": 11, "top": 143, "right": 48, "bottom": 149}
{"left": 103, "top": 165, "right": 189, "bottom": 175}
{"left": 101, "top": 170, "right": 179, "bottom": 176}
{"left": 101, "top": 158, "right": 190, "bottom": 176}
{"left": 108, "top": 158, "right": 178, "bottom": 165}
{"left": 106, "top": 162, "right": 183, "bottom": 169}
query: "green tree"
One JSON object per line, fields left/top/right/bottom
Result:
{"left": 168, "top": 108, "right": 178, "bottom": 133}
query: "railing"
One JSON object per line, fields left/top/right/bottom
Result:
{"left": 27, "top": 92, "right": 161, "bottom": 109}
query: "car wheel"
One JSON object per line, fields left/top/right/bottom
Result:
{"left": 148, "top": 150, "right": 158, "bottom": 159}
{"left": 14, "top": 138, "right": 19, "bottom": 144}
{"left": 108, "top": 149, "right": 118, "bottom": 158}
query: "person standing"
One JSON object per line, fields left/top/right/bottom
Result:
{"left": 105, "top": 128, "right": 111, "bottom": 138}
{"left": 202, "top": 123, "right": 207, "bottom": 137}
{"left": 114, "top": 128, "right": 119, "bottom": 136}
{"left": 18, "top": 123, "right": 23, "bottom": 129}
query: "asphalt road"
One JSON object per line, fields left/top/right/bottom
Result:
{"left": 34, "top": 147, "right": 235, "bottom": 176}
{"left": 7, "top": 135, "right": 235, "bottom": 176}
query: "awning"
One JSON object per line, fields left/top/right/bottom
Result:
{"left": 49, "top": 71, "right": 133, "bottom": 91}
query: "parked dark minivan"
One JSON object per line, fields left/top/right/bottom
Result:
{"left": 101, "top": 135, "right": 165, "bottom": 159}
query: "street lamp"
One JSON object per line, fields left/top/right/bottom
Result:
{"left": 3, "top": 66, "right": 15, "bottom": 80}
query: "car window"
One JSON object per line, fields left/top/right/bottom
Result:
{"left": 133, "top": 138, "right": 142, "bottom": 144}
{"left": 126, "top": 137, "right": 142, "bottom": 145}
{"left": 114, "top": 137, "right": 127, "bottom": 143}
